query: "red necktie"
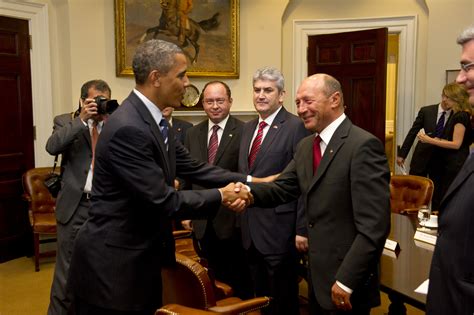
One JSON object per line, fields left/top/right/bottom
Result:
{"left": 313, "top": 135, "right": 322, "bottom": 174}
{"left": 91, "top": 122, "right": 99, "bottom": 170}
{"left": 248, "top": 121, "right": 267, "bottom": 168}
{"left": 208, "top": 125, "right": 220, "bottom": 164}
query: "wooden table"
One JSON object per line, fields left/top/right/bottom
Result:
{"left": 380, "top": 213, "right": 435, "bottom": 314}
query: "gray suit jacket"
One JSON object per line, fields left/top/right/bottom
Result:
{"left": 426, "top": 154, "right": 474, "bottom": 315}
{"left": 185, "top": 115, "right": 244, "bottom": 240}
{"left": 68, "top": 91, "right": 247, "bottom": 311}
{"left": 238, "top": 107, "right": 310, "bottom": 255}
{"left": 250, "top": 118, "right": 390, "bottom": 310}
{"left": 45, "top": 113, "right": 92, "bottom": 224}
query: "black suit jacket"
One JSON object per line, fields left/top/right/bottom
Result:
{"left": 250, "top": 118, "right": 391, "bottom": 310}
{"left": 68, "top": 91, "right": 246, "bottom": 311}
{"left": 172, "top": 117, "right": 192, "bottom": 144}
{"left": 184, "top": 115, "right": 244, "bottom": 240}
{"left": 398, "top": 104, "right": 451, "bottom": 175}
{"left": 426, "top": 154, "right": 474, "bottom": 315}
{"left": 238, "top": 107, "right": 310, "bottom": 255}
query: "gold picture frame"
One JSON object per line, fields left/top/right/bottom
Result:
{"left": 114, "top": 0, "right": 239, "bottom": 78}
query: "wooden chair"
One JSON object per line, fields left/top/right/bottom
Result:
{"left": 156, "top": 304, "right": 220, "bottom": 314}
{"left": 22, "top": 167, "right": 58, "bottom": 271}
{"left": 162, "top": 252, "right": 270, "bottom": 314}
{"left": 390, "top": 175, "right": 434, "bottom": 214}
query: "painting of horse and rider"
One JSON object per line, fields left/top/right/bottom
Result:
{"left": 115, "top": 0, "right": 239, "bottom": 77}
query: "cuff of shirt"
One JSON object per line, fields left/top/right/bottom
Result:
{"left": 336, "top": 281, "right": 353, "bottom": 294}
{"left": 246, "top": 175, "right": 252, "bottom": 183}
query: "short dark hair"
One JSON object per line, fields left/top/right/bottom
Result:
{"left": 132, "top": 39, "right": 184, "bottom": 85}
{"left": 201, "top": 81, "right": 232, "bottom": 99}
{"left": 80, "top": 79, "right": 111, "bottom": 99}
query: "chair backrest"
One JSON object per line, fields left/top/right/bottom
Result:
{"left": 162, "top": 252, "right": 217, "bottom": 310}
{"left": 22, "top": 167, "right": 57, "bottom": 216}
{"left": 390, "top": 175, "right": 434, "bottom": 213}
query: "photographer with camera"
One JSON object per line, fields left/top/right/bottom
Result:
{"left": 45, "top": 79, "right": 117, "bottom": 315}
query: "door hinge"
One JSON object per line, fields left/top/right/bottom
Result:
{"left": 33, "top": 125, "right": 36, "bottom": 141}
{"left": 29, "top": 35, "right": 32, "bottom": 50}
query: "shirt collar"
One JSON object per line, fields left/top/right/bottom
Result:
{"left": 208, "top": 115, "right": 230, "bottom": 132}
{"left": 133, "top": 89, "right": 163, "bottom": 127}
{"left": 438, "top": 103, "right": 452, "bottom": 115}
{"left": 317, "top": 113, "right": 346, "bottom": 145}
{"left": 259, "top": 105, "right": 282, "bottom": 126}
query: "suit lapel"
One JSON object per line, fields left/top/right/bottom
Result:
{"left": 250, "top": 108, "right": 286, "bottom": 171}
{"left": 310, "top": 118, "right": 351, "bottom": 189}
{"left": 197, "top": 122, "right": 209, "bottom": 162}
{"left": 440, "top": 156, "right": 474, "bottom": 209}
{"left": 129, "top": 92, "right": 172, "bottom": 181}
{"left": 214, "top": 116, "right": 235, "bottom": 165}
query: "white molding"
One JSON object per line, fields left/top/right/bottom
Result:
{"left": 292, "top": 16, "right": 417, "bottom": 145}
{"left": 0, "top": 0, "right": 53, "bottom": 167}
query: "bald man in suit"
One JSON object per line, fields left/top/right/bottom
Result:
{"left": 246, "top": 74, "right": 390, "bottom": 314}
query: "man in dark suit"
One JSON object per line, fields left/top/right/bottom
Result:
{"left": 45, "top": 79, "right": 113, "bottom": 315}
{"left": 68, "top": 40, "right": 251, "bottom": 315}
{"left": 239, "top": 67, "right": 310, "bottom": 314}
{"left": 426, "top": 25, "right": 474, "bottom": 315}
{"left": 162, "top": 106, "right": 192, "bottom": 144}
{"left": 245, "top": 74, "right": 390, "bottom": 314}
{"left": 183, "top": 80, "right": 251, "bottom": 298}
{"left": 397, "top": 99, "right": 452, "bottom": 175}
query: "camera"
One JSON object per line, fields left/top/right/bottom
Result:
{"left": 94, "top": 96, "right": 119, "bottom": 115}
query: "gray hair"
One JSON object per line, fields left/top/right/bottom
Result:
{"left": 132, "top": 40, "right": 184, "bottom": 85}
{"left": 252, "top": 67, "right": 285, "bottom": 92}
{"left": 321, "top": 74, "right": 342, "bottom": 97}
{"left": 457, "top": 25, "right": 474, "bottom": 45}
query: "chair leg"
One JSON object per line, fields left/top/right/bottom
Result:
{"left": 34, "top": 233, "right": 40, "bottom": 272}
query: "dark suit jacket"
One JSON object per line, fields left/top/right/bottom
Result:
{"left": 184, "top": 115, "right": 244, "bottom": 240}
{"left": 172, "top": 117, "right": 193, "bottom": 144}
{"left": 250, "top": 118, "right": 391, "bottom": 310}
{"left": 68, "top": 91, "right": 246, "bottom": 311}
{"left": 398, "top": 104, "right": 451, "bottom": 175}
{"left": 238, "top": 107, "right": 310, "bottom": 255}
{"left": 45, "top": 113, "right": 92, "bottom": 224}
{"left": 426, "top": 154, "right": 474, "bottom": 315}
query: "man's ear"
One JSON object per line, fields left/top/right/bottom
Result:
{"left": 330, "top": 91, "right": 341, "bottom": 108}
{"left": 150, "top": 70, "right": 161, "bottom": 87}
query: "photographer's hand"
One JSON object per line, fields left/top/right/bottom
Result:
{"left": 79, "top": 98, "right": 98, "bottom": 123}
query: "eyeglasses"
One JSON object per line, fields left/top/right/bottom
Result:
{"left": 204, "top": 98, "right": 226, "bottom": 106}
{"left": 460, "top": 62, "right": 474, "bottom": 72}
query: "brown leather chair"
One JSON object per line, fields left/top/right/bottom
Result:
{"left": 22, "top": 167, "right": 58, "bottom": 271}
{"left": 390, "top": 175, "right": 434, "bottom": 214}
{"left": 162, "top": 252, "right": 270, "bottom": 314}
{"left": 156, "top": 304, "right": 220, "bottom": 314}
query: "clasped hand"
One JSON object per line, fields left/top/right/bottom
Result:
{"left": 219, "top": 182, "right": 253, "bottom": 213}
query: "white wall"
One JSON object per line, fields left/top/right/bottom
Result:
{"left": 2, "top": 0, "right": 473, "bottom": 166}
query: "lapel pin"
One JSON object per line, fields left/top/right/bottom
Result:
{"left": 273, "top": 125, "right": 278, "bottom": 129}
{"left": 229, "top": 134, "right": 233, "bottom": 137}
{"left": 329, "top": 149, "right": 334, "bottom": 153}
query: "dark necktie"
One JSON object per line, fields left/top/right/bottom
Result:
{"left": 434, "top": 111, "right": 446, "bottom": 137}
{"left": 159, "top": 118, "right": 169, "bottom": 150}
{"left": 248, "top": 121, "right": 267, "bottom": 168}
{"left": 91, "top": 122, "right": 99, "bottom": 170}
{"left": 208, "top": 125, "right": 220, "bottom": 164}
{"left": 313, "top": 135, "right": 322, "bottom": 174}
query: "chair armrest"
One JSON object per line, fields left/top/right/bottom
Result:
{"left": 173, "top": 230, "right": 193, "bottom": 239}
{"left": 399, "top": 207, "right": 420, "bottom": 214}
{"left": 213, "top": 279, "right": 233, "bottom": 300}
{"left": 210, "top": 296, "right": 271, "bottom": 314}
{"left": 156, "top": 304, "right": 218, "bottom": 314}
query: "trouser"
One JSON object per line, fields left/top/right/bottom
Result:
{"left": 48, "top": 196, "right": 90, "bottom": 315}
{"left": 246, "top": 244, "right": 300, "bottom": 315}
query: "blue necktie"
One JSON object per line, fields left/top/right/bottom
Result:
{"left": 434, "top": 111, "right": 446, "bottom": 137}
{"left": 159, "top": 118, "right": 169, "bottom": 150}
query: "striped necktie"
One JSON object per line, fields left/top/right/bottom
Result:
{"left": 208, "top": 125, "right": 220, "bottom": 164}
{"left": 248, "top": 121, "right": 267, "bottom": 168}
{"left": 434, "top": 111, "right": 446, "bottom": 137}
{"left": 159, "top": 118, "right": 169, "bottom": 150}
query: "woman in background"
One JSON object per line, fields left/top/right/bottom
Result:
{"left": 418, "top": 82, "right": 472, "bottom": 211}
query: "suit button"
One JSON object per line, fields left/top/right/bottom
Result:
{"left": 308, "top": 221, "right": 314, "bottom": 228}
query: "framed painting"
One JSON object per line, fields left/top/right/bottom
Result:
{"left": 114, "top": 0, "right": 239, "bottom": 78}
{"left": 446, "top": 69, "right": 460, "bottom": 84}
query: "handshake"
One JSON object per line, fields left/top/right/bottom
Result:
{"left": 218, "top": 182, "right": 253, "bottom": 212}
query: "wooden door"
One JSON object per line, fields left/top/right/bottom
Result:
{"left": 308, "top": 28, "right": 387, "bottom": 142}
{"left": 0, "top": 16, "right": 35, "bottom": 262}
